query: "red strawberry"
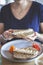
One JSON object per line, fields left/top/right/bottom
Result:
{"left": 32, "top": 43, "right": 40, "bottom": 51}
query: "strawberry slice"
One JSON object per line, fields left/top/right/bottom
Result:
{"left": 32, "top": 43, "right": 40, "bottom": 51}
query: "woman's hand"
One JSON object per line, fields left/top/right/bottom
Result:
{"left": 26, "top": 32, "right": 43, "bottom": 42}
{"left": 2, "top": 29, "right": 43, "bottom": 42}
{"left": 3, "top": 29, "right": 15, "bottom": 40}
{"left": 25, "top": 32, "right": 37, "bottom": 41}
{"left": 36, "top": 32, "right": 43, "bottom": 42}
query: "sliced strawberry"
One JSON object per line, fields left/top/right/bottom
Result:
{"left": 32, "top": 43, "right": 40, "bottom": 51}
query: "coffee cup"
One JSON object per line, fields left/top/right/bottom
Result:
{"left": 35, "top": 53, "right": 43, "bottom": 65}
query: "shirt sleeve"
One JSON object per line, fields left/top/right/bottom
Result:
{"left": 0, "top": 6, "right": 6, "bottom": 23}
{"left": 40, "top": 4, "right": 43, "bottom": 22}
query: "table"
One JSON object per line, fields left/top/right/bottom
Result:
{"left": 2, "top": 57, "right": 35, "bottom": 65}
{"left": 0, "top": 44, "right": 43, "bottom": 65}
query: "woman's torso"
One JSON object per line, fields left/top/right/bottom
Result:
{"left": 1, "top": 1, "right": 40, "bottom": 32}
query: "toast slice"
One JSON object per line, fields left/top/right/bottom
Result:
{"left": 13, "top": 47, "right": 38, "bottom": 59}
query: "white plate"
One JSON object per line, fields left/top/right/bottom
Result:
{"left": 1, "top": 39, "right": 42, "bottom": 62}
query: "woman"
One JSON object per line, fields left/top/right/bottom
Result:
{"left": 0, "top": 0, "right": 43, "bottom": 41}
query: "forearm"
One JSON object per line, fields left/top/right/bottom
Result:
{"left": 0, "top": 23, "right": 4, "bottom": 34}
{"left": 40, "top": 23, "right": 43, "bottom": 33}
{"left": 36, "top": 32, "right": 43, "bottom": 42}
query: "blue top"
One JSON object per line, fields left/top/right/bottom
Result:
{"left": 0, "top": 1, "right": 43, "bottom": 32}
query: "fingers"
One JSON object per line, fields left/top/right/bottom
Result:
{"left": 26, "top": 32, "right": 37, "bottom": 41}
{"left": 8, "top": 29, "right": 14, "bottom": 33}
{"left": 3, "top": 29, "right": 14, "bottom": 40}
{"left": 3, "top": 31, "right": 10, "bottom": 37}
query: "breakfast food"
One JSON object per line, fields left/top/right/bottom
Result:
{"left": 9, "top": 46, "right": 15, "bottom": 53}
{"left": 13, "top": 47, "right": 39, "bottom": 59}
{"left": 9, "top": 43, "right": 40, "bottom": 59}
{"left": 12, "top": 29, "right": 35, "bottom": 38}
{"left": 32, "top": 43, "right": 40, "bottom": 51}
